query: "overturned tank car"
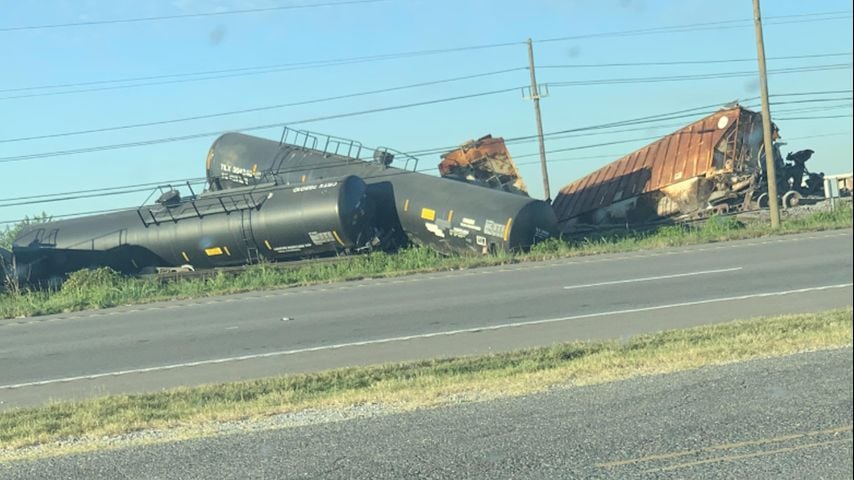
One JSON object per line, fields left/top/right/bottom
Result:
{"left": 205, "top": 131, "right": 556, "bottom": 255}
{"left": 13, "top": 176, "right": 376, "bottom": 281}
{"left": 10, "top": 129, "right": 557, "bottom": 283}
{"left": 552, "top": 106, "right": 823, "bottom": 231}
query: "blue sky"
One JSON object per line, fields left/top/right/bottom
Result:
{"left": 1, "top": 0, "right": 851, "bottom": 224}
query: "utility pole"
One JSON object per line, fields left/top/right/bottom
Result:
{"left": 526, "top": 38, "right": 551, "bottom": 203}
{"left": 752, "top": 0, "right": 781, "bottom": 228}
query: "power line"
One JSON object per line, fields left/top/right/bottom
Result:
{"left": 771, "top": 89, "right": 854, "bottom": 97}
{"left": 0, "top": 68, "right": 526, "bottom": 143}
{"left": 6, "top": 64, "right": 850, "bottom": 143}
{"left": 5, "top": 88, "right": 845, "bottom": 167}
{"left": 547, "top": 63, "right": 852, "bottom": 87}
{"left": 0, "top": 87, "right": 521, "bottom": 163}
{"left": 536, "top": 11, "right": 852, "bottom": 43}
{"left": 0, "top": 177, "right": 207, "bottom": 204}
{"left": 786, "top": 131, "right": 852, "bottom": 140}
{"left": 514, "top": 135, "right": 665, "bottom": 159}
{"left": 515, "top": 130, "right": 854, "bottom": 169}
{"left": 0, "top": 207, "right": 137, "bottom": 226}
{"left": 406, "top": 100, "right": 741, "bottom": 157}
{"left": 515, "top": 153, "right": 628, "bottom": 167}
{"left": 2, "top": 97, "right": 849, "bottom": 215}
{"left": 2, "top": 9, "right": 849, "bottom": 98}
{"left": 6, "top": 117, "right": 851, "bottom": 215}
{"left": 0, "top": 103, "right": 743, "bottom": 208}
{"left": 775, "top": 113, "right": 853, "bottom": 120}
{"left": 0, "top": 0, "right": 388, "bottom": 32}
{"left": 405, "top": 90, "right": 850, "bottom": 157}
{"left": 0, "top": 100, "right": 802, "bottom": 206}
{"left": 0, "top": 51, "right": 525, "bottom": 101}
{"left": 538, "top": 52, "right": 852, "bottom": 69}
{"left": 773, "top": 104, "right": 852, "bottom": 115}
{"left": 769, "top": 96, "right": 853, "bottom": 106}
{"left": 0, "top": 187, "right": 164, "bottom": 209}
{"left": 508, "top": 101, "right": 849, "bottom": 159}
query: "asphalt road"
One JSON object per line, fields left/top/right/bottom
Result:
{"left": 2, "top": 346, "right": 851, "bottom": 479}
{"left": 0, "top": 230, "right": 851, "bottom": 408}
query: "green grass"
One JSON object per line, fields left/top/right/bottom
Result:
{"left": 0, "top": 308, "right": 850, "bottom": 457}
{"left": 1, "top": 205, "right": 851, "bottom": 319}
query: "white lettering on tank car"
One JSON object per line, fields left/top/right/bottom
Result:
{"left": 424, "top": 222, "right": 446, "bottom": 238}
{"left": 308, "top": 231, "right": 336, "bottom": 245}
{"left": 273, "top": 243, "right": 312, "bottom": 252}
{"left": 450, "top": 227, "right": 470, "bottom": 239}
{"left": 483, "top": 219, "right": 504, "bottom": 238}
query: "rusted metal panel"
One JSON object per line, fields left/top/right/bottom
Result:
{"left": 553, "top": 106, "right": 759, "bottom": 226}
{"left": 438, "top": 135, "right": 528, "bottom": 195}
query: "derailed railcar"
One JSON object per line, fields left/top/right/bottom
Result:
{"left": 9, "top": 129, "right": 557, "bottom": 283}
{"left": 13, "top": 176, "right": 375, "bottom": 282}
{"left": 437, "top": 134, "right": 528, "bottom": 195}
{"left": 552, "top": 106, "right": 815, "bottom": 231}
{"left": 206, "top": 131, "right": 557, "bottom": 255}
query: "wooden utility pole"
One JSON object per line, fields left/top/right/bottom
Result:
{"left": 526, "top": 38, "right": 551, "bottom": 203}
{"left": 752, "top": 0, "right": 781, "bottom": 228}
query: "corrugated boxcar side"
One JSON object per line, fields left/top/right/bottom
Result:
{"left": 552, "top": 107, "right": 749, "bottom": 225}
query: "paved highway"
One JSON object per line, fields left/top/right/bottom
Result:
{"left": 0, "top": 229, "right": 851, "bottom": 408}
{"left": 2, "top": 347, "right": 850, "bottom": 478}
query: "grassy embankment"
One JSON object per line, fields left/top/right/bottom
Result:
{"left": 1, "top": 205, "right": 850, "bottom": 319}
{"left": 0, "top": 308, "right": 850, "bottom": 458}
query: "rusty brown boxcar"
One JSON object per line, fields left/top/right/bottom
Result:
{"left": 552, "top": 106, "right": 786, "bottom": 231}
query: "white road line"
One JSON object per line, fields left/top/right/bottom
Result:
{"left": 563, "top": 267, "right": 743, "bottom": 290}
{"left": 1, "top": 282, "right": 850, "bottom": 391}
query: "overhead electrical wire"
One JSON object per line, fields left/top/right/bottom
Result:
{"left": 0, "top": 87, "right": 520, "bottom": 163}
{"left": 512, "top": 135, "right": 666, "bottom": 160}
{"left": 9, "top": 118, "right": 845, "bottom": 221}
{"left": 4, "top": 51, "right": 849, "bottom": 101}
{"left": 773, "top": 104, "right": 852, "bottom": 115}
{"left": 1, "top": 9, "right": 849, "bottom": 98}
{"left": 0, "top": 177, "right": 207, "bottom": 207}
{"left": 515, "top": 153, "right": 627, "bottom": 167}
{"left": 0, "top": 68, "right": 526, "bottom": 143}
{"left": 509, "top": 101, "right": 849, "bottom": 159}
{"left": 0, "top": 0, "right": 389, "bottom": 32}
{"left": 4, "top": 7, "right": 845, "bottom": 34}
{"left": 401, "top": 91, "right": 847, "bottom": 157}
{"left": 538, "top": 52, "right": 852, "bottom": 69}
{"left": 0, "top": 187, "right": 173, "bottom": 209}
{"left": 0, "top": 51, "right": 525, "bottom": 101}
{"left": 1, "top": 92, "right": 847, "bottom": 212}
{"left": 2, "top": 62, "right": 848, "bottom": 144}
{"left": 2, "top": 89, "right": 847, "bottom": 165}
{"left": 547, "top": 63, "right": 852, "bottom": 88}
{"left": 1, "top": 207, "right": 142, "bottom": 226}
{"left": 514, "top": 129, "right": 854, "bottom": 169}
{"left": 536, "top": 11, "right": 852, "bottom": 43}
{"left": 776, "top": 113, "right": 853, "bottom": 120}
{"left": 0, "top": 177, "right": 206, "bottom": 203}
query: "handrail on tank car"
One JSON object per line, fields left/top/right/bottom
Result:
{"left": 279, "top": 126, "right": 319, "bottom": 151}
{"left": 277, "top": 125, "right": 420, "bottom": 170}
{"left": 374, "top": 146, "right": 420, "bottom": 171}
{"left": 322, "top": 135, "right": 363, "bottom": 161}
{"left": 279, "top": 126, "right": 368, "bottom": 163}
{"left": 136, "top": 180, "right": 209, "bottom": 227}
